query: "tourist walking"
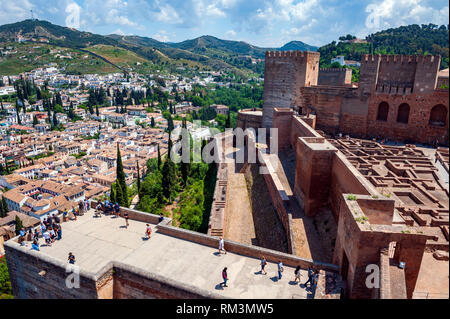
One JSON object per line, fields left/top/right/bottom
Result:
{"left": 304, "top": 266, "right": 314, "bottom": 288}
{"left": 68, "top": 252, "right": 76, "bottom": 264}
{"left": 277, "top": 261, "right": 283, "bottom": 280}
{"left": 124, "top": 211, "right": 129, "bottom": 228}
{"left": 221, "top": 267, "right": 228, "bottom": 287}
{"left": 260, "top": 256, "right": 267, "bottom": 275}
{"left": 218, "top": 237, "right": 226, "bottom": 254}
{"left": 145, "top": 224, "right": 152, "bottom": 239}
{"left": 294, "top": 265, "right": 302, "bottom": 283}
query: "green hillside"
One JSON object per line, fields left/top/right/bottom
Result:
{"left": 0, "top": 42, "right": 119, "bottom": 75}
{"left": 319, "top": 24, "right": 449, "bottom": 69}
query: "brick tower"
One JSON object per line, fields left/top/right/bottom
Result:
{"left": 262, "top": 51, "right": 320, "bottom": 128}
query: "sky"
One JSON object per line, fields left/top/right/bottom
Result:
{"left": 0, "top": 0, "right": 448, "bottom": 47}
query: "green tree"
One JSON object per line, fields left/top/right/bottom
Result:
{"left": 151, "top": 116, "right": 155, "bottom": 128}
{"left": 116, "top": 144, "right": 128, "bottom": 207}
{"left": 110, "top": 182, "right": 116, "bottom": 203}
{"left": 157, "top": 144, "right": 161, "bottom": 170}
{"left": 136, "top": 162, "right": 141, "bottom": 196}
{"left": 15, "top": 216, "right": 23, "bottom": 236}
{"left": 32, "top": 115, "right": 38, "bottom": 127}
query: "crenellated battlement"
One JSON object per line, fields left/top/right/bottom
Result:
{"left": 320, "top": 68, "right": 350, "bottom": 72}
{"left": 362, "top": 54, "right": 441, "bottom": 64}
{"left": 265, "top": 50, "right": 320, "bottom": 61}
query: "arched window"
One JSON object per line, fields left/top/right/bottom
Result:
{"left": 396, "top": 103, "right": 410, "bottom": 124}
{"left": 376, "top": 102, "right": 389, "bottom": 121}
{"left": 429, "top": 104, "right": 447, "bottom": 127}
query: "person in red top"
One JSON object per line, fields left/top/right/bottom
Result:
{"left": 221, "top": 267, "right": 228, "bottom": 287}
{"left": 145, "top": 224, "right": 152, "bottom": 239}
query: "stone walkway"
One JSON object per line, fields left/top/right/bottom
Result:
{"left": 223, "top": 148, "right": 256, "bottom": 245}
{"left": 35, "top": 210, "right": 313, "bottom": 299}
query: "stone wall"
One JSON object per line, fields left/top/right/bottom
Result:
{"left": 318, "top": 68, "right": 352, "bottom": 86}
{"left": 333, "top": 194, "right": 431, "bottom": 299}
{"left": 4, "top": 242, "right": 103, "bottom": 299}
{"left": 329, "top": 152, "right": 379, "bottom": 219}
{"left": 366, "top": 91, "right": 449, "bottom": 145}
{"left": 294, "top": 137, "right": 337, "bottom": 217}
{"left": 112, "top": 262, "right": 223, "bottom": 299}
{"left": 263, "top": 51, "right": 320, "bottom": 128}
{"left": 156, "top": 223, "right": 338, "bottom": 272}
{"left": 236, "top": 109, "right": 263, "bottom": 130}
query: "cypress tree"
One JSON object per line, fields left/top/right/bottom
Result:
{"left": 114, "top": 181, "right": 125, "bottom": 206}
{"left": 15, "top": 216, "right": 23, "bottom": 235}
{"left": 225, "top": 111, "right": 231, "bottom": 128}
{"left": 96, "top": 105, "right": 100, "bottom": 117}
{"left": 0, "top": 197, "right": 5, "bottom": 218}
{"left": 136, "top": 162, "right": 141, "bottom": 196}
{"left": 110, "top": 182, "right": 116, "bottom": 203}
{"left": 116, "top": 144, "right": 128, "bottom": 207}
{"left": 151, "top": 116, "right": 155, "bottom": 128}
{"left": 157, "top": 143, "right": 161, "bottom": 170}
{"left": 161, "top": 157, "right": 176, "bottom": 202}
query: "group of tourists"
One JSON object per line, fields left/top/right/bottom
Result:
{"left": 95, "top": 201, "right": 121, "bottom": 218}
{"left": 18, "top": 213, "right": 63, "bottom": 252}
{"left": 218, "top": 239, "right": 320, "bottom": 292}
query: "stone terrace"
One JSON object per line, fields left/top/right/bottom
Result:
{"left": 33, "top": 209, "right": 316, "bottom": 299}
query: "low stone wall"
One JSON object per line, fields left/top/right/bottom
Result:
{"left": 112, "top": 262, "right": 224, "bottom": 299}
{"left": 258, "top": 151, "right": 296, "bottom": 255}
{"left": 207, "top": 162, "right": 228, "bottom": 237}
{"left": 156, "top": 224, "right": 338, "bottom": 272}
{"left": 4, "top": 236, "right": 223, "bottom": 299}
{"left": 4, "top": 241, "right": 102, "bottom": 299}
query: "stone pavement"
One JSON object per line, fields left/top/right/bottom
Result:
{"left": 35, "top": 210, "right": 313, "bottom": 299}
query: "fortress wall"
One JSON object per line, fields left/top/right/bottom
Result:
{"left": 272, "top": 108, "right": 294, "bottom": 151}
{"left": 329, "top": 152, "right": 379, "bottom": 220}
{"left": 263, "top": 51, "right": 319, "bottom": 128}
{"left": 300, "top": 86, "right": 347, "bottom": 134}
{"left": 294, "top": 137, "right": 337, "bottom": 217}
{"left": 366, "top": 90, "right": 449, "bottom": 145}
{"left": 257, "top": 150, "right": 296, "bottom": 254}
{"left": 377, "top": 55, "right": 418, "bottom": 91}
{"left": 290, "top": 115, "right": 322, "bottom": 149}
{"left": 236, "top": 109, "right": 263, "bottom": 130}
{"left": 156, "top": 224, "right": 338, "bottom": 272}
{"left": 4, "top": 241, "right": 102, "bottom": 299}
{"left": 318, "top": 68, "right": 352, "bottom": 86}
{"left": 112, "top": 262, "right": 222, "bottom": 299}
{"left": 414, "top": 55, "right": 441, "bottom": 94}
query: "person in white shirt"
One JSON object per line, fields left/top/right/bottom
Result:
{"left": 218, "top": 237, "right": 226, "bottom": 255}
{"left": 43, "top": 230, "right": 51, "bottom": 246}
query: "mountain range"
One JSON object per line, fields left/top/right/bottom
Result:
{"left": 0, "top": 19, "right": 448, "bottom": 76}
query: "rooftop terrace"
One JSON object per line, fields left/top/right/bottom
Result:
{"left": 15, "top": 209, "right": 331, "bottom": 299}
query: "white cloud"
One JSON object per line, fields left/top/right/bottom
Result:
{"left": 225, "top": 29, "right": 237, "bottom": 37}
{"left": 154, "top": 30, "right": 171, "bottom": 42}
{"left": 113, "top": 28, "right": 125, "bottom": 35}
{"left": 0, "top": 0, "right": 34, "bottom": 24}
{"left": 365, "top": 0, "right": 449, "bottom": 31}
{"left": 156, "top": 4, "right": 181, "bottom": 23}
